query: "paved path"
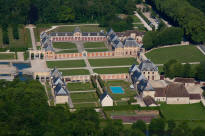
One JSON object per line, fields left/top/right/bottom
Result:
{"left": 84, "top": 57, "right": 94, "bottom": 74}
{"left": 74, "top": 41, "right": 85, "bottom": 53}
{"left": 26, "top": 26, "right": 37, "bottom": 50}
{"left": 17, "top": 52, "right": 24, "bottom": 61}
{"left": 70, "top": 90, "right": 96, "bottom": 93}
{"left": 197, "top": 45, "right": 205, "bottom": 55}
{"left": 143, "top": 12, "right": 158, "bottom": 29}
{"left": 134, "top": 11, "right": 152, "bottom": 31}
{"left": 68, "top": 95, "right": 74, "bottom": 108}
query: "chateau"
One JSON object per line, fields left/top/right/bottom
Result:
{"left": 50, "top": 27, "right": 106, "bottom": 42}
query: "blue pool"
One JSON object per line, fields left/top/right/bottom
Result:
{"left": 110, "top": 86, "right": 124, "bottom": 94}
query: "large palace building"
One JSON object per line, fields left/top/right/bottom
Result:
{"left": 50, "top": 27, "right": 107, "bottom": 42}
{"left": 107, "top": 29, "right": 144, "bottom": 56}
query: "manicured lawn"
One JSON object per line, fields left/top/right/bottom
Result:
{"left": 70, "top": 92, "right": 98, "bottom": 103}
{"left": 93, "top": 67, "right": 129, "bottom": 74}
{"left": 0, "top": 53, "right": 15, "bottom": 60}
{"left": 146, "top": 46, "right": 205, "bottom": 64}
{"left": 84, "top": 42, "right": 106, "bottom": 48}
{"left": 53, "top": 42, "right": 76, "bottom": 49}
{"left": 56, "top": 49, "right": 78, "bottom": 53}
{"left": 116, "top": 101, "right": 129, "bottom": 106}
{"left": 105, "top": 80, "right": 136, "bottom": 100}
{"left": 60, "top": 69, "right": 90, "bottom": 76}
{"left": 8, "top": 26, "right": 31, "bottom": 48}
{"left": 67, "top": 82, "right": 94, "bottom": 91}
{"left": 0, "top": 25, "right": 32, "bottom": 48}
{"left": 89, "top": 58, "right": 137, "bottom": 67}
{"left": 46, "top": 60, "right": 86, "bottom": 68}
{"left": 74, "top": 102, "right": 98, "bottom": 108}
{"left": 132, "top": 15, "right": 141, "bottom": 23}
{"left": 85, "top": 48, "right": 109, "bottom": 52}
{"left": 52, "top": 25, "right": 106, "bottom": 32}
{"left": 160, "top": 103, "right": 205, "bottom": 120}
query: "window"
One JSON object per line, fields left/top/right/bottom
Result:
{"left": 152, "top": 72, "right": 154, "bottom": 74}
{"left": 148, "top": 72, "right": 150, "bottom": 74}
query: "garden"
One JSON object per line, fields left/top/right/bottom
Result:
{"left": 67, "top": 82, "right": 94, "bottom": 91}
{"left": 46, "top": 60, "right": 86, "bottom": 68}
{"left": 60, "top": 69, "right": 90, "bottom": 76}
{"left": 105, "top": 80, "right": 137, "bottom": 101}
{"left": 51, "top": 25, "right": 106, "bottom": 32}
{"left": 88, "top": 58, "right": 137, "bottom": 67}
{"left": 93, "top": 67, "right": 129, "bottom": 74}
{"left": 53, "top": 42, "right": 77, "bottom": 49}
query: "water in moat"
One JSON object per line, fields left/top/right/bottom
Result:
{"left": 0, "top": 62, "right": 32, "bottom": 81}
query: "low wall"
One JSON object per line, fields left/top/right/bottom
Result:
{"left": 63, "top": 73, "right": 129, "bottom": 82}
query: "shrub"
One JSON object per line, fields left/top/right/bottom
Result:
{"left": 2, "top": 25, "right": 9, "bottom": 45}
{"left": 12, "top": 24, "right": 19, "bottom": 40}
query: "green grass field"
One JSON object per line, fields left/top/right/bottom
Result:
{"left": 51, "top": 25, "right": 106, "bottom": 32}
{"left": 67, "top": 82, "right": 94, "bottom": 91}
{"left": 74, "top": 102, "right": 98, "bottom": 108}
{"left": 46, "top": 60, "right": 86, "bottom": 68}
{"left": 0, "top": 53, "right": 15, "bottom": 60}
{"left": 85, "top": 48, "right": 109, "bottom": 52}
{"left": 84, "top": 42, "right": 106, "bottom": 48}
{"left": 146, "top": 46, "right": 205, "bottom": 64}
{"left": 56, "top": 50, "right": 78, "bottom": 53}
{"left": 89, "top": 58, "right": 137, "bottom": 67}
{"left": 60, "top": 69, "right": 90, "bottom": 76}
{"left": 105, "top": 80, "right": 136, "bottom": 100}
{"left": 71, "top": 92, "right": 98, "bottom": 103}
{"left": 53, "top": 42, "right": 76, "bottom": 49}
{"left": 160, "top": 103, "right": 205, "bottom": 120}
{"left": 93, "top": 67, "right": 129, "bottom": 74}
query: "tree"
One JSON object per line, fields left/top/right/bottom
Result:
{"left": 149, "top": 118, "right": 165, "bottom": 136}
{"left": 132, "top": 120, "right": 147, "bottom": 134}
{"left": 182, "top": 63, "right": 191, "bottom": 78}
{"left": 193, "top": 127, "right": 205, "bottom": 136}
{"left": 167, "top": 120, "right": 176, "bottom": 135}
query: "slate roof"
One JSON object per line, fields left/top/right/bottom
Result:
{"left": 154, "top": 88, "right": 166, "bottom": 97}
{"left": 53, "top": 77, "right": 64, "bottom": 86}
{"left": 40, "top": 32, "right": 54, "bottom": 52}
{"left": 139, "top": 59, "right": 158, "bottom": 71}
{"left": 51, "top": 68, "right": 62, "bottom": 79}
{"left": 123, "top": 38, "right": 139, "bottom": 47}
{"left": 174, "top": 77, "right": 195, "bottom": 83}
{"left": 131, "top": 70, "right": 145, "bottom": 84}
{"left": 54, "top": 83, "right": 68, "bottom": 96}
{"left": 189, "top": 94, "right": 201, "bottom": 100}
{"left": 143, "top": 96, "right": 157, "bottom": 106}
{"left": 137, "top": 79, "right": 153, "bottom": 93}
{"left": 165, "top": 84, "right": 189, "bottom": 98}
{"left": 129, "top": 64, "right": 139, "bottom": 74}
{"left": 116, "top": 30, "right": 144, "bottom": 37}
{"left": 100, "top": 91, "right": 112, "bottom": 102}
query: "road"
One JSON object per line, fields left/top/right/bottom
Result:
{"left": 134, "top": 11, "right": 152, "bottom": 31}
{"left": 68, "top": 95, "right": 74, "bottom": 108}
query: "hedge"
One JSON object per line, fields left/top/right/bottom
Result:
{"left": 103, "top": 105, "right": 160, "bottom": 111}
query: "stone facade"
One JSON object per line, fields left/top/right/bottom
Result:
{"left": 50, "top": 27, "right": 106, "bottom": 42}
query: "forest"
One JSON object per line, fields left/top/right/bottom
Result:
{"left": 0, "top": 0, "right": 137, "bottom": 30}
{"left": 146, "top": 0, "right": 205, "bottom": 44}
{"left": 187, "top": 0, "right": 205, "bottom": 14}
{"left": 0, "top": 79, "right": 204, "bottom": 136}
{"left": 163, "top": 60, "right": 205, "bottom": 81}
